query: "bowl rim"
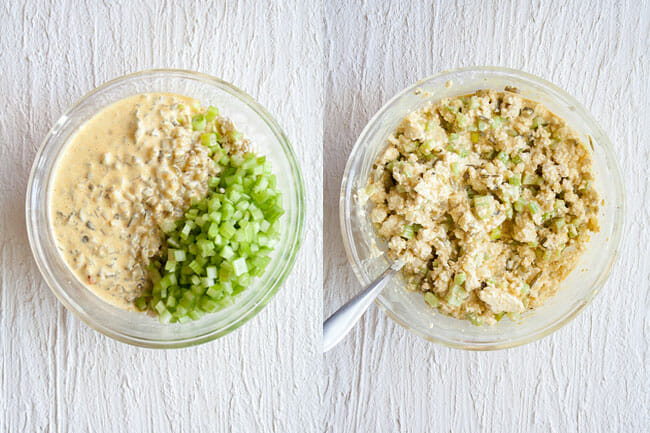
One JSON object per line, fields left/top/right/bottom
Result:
{"left": 26, "top": 68, "right": 306, "bottom": 348}
{"left": 339, "top": 65, "right": 625, "bottom": 350}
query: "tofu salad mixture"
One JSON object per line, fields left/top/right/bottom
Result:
{"left": 366, "top": 89, "right": 600, "bottom": 325}
{"left": 51, "top": 93, "right": 284, "bottom": 322}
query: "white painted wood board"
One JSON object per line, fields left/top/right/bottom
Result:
{"left": 0, "top": 1, "right": 322, "bottom": 432}
{"left": 323, "top": 1, "right": 649, "bottom": 432}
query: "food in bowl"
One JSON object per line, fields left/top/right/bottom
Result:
{"left": 50, "top": 93, "right": 283, "bottom": 322}
{"left": 365, "top": 88, "right": 599, "bottom": 325}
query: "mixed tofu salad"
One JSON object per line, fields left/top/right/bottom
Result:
{"left": 366, "top": 88, "right": 600, "bottom": 325}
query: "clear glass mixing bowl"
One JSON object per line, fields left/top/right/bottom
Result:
{"left": 26, "top": 69, "right": 305, "bottom": 348}
{"left": 340, "top": 67, "right": 624, "bottom": 350}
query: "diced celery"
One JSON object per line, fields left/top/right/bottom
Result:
{"left": 192, "top": 114, "right": 206, "bottom": 131}
{"left": 568, "top": 224, "right": 578, "bottom": 238}
{"left": 445, "top": 285, "right": 467, "bottom": 307}
{"left": 519, "top": 283, "right": 530, "bottom": 296}
{"left": 201, "top": 132, "right": 218, "bottom": 148}
{"left": 220, "top": 245, "right": 235, "bottom": 260}
{"left": 206, "top": 286, "right": 223, "bottom": 300}
{"left": 180, "top": 223, "right": 192, "bottom": 239}
{"left": 232, "top": 257, "right": 248, "bottom": 276}
{"left": 489, "top": 228, "right": 502, "bottom": 240}
{"left": 219, "top": 222, "right": 237, "bottom": 239}
{"left": 188, "top": 260, "right": 203, "bottom": 275}
{"left": 528, "top": 201, "right": 540, "bottom": 214}
{"left": 508, "top": 173, "right": 522, "bottom": 186}
{"left": 171, "top": 249, "right": 186, "bottom": 262}
{"left": 154, "top": 300, "right": 167, "bottom": 315}
{"left": 134, "top": 296, "right": 148, "bottom": 311}
{"left": 188, "top": 310, "right": 204, "bottom": 321}
{"left": 451, "top": 162, "right": 461, "bottom": 177}
{"left": 205, "top": 106, "right": 219, "bottom": 122}
{"left": 466, "top": 313, "right": 483, "bottom": 326}
{"left": 496, "top": 151, "right": 509, "bottom": 165}
{"left": 206, "top": 266, "right": 217, "bottom": 280}
{"left": 522, "top": 173, "right": 542, "bottom": 186}
{"left": 514, "top": 198, "right": 527, "bottom": 213}
{"left": 158, "top": 309, "right": 172, "bottom": 324}
{"left": 401, "top": 224, "right": 416, "bottom": 240}
{"left": 424, "top": 292, "right": 440, "bottom": 308}
{"left": 473, "top": 195, "right": 493, "bottom": 219}
{"left": 490, "top": 116, "right": 505, "bottom": 130}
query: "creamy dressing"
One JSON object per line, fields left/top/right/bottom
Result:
{"left": 50, "top": 93, "right": 217, "bottom": 309}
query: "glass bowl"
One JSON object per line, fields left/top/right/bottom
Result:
{"left": 26, "top": 69, "right": 305, "bottom": 348}
{"left": 340, "top": 66, "right": 624, "bottom": 350}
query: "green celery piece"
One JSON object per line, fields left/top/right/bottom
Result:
{"left": 466, "top": 313, "right": 483, "bottom": 326}
{"left": 401, "top": 224, "right": 416, "bottom": 240}
{"left": 188, "top": 260, "right": 202, "bottom": 275}
{"left": 205, "top": 106, "right": 219, "bottom": 122}
{"left": 528, "top": 201, "right": 540, "bottom": 214}
{"left": 424, "top": 292, "right": 440, "bottom": 308}
{"left": 206, "top": 286, "right": 223, "bottom": 300}
{"left": 201, "top": 132, "right": 218, "bottom": 148}
{"left": 154, "top": 300, "right": 167, "bottom": 315}
{"left": 513, "top": 198, "right": 527, "bottom": 213}
{"left": 445, "top": 285, "right": 467, "bottom": 307}
{"left": 192, "top": 114, "right": 206, "bottom": 131}
{"left": 158, "top": 309, "right": 173, "bottom": 324}
{"left": 490, "top": 116, "right": 505, "bottom": 130}
{"left": 451, "top": 162, "right": 461, "bottom": 177}
{"left": 496, "top": 151, "right": 509, "bottom": 165}
{"left": 522, "top": 173, "right": 542, "bottom": 186}
{"left": 220, "top": 222, "right": 237, "bottom": 239}
{"left": 473, "top": 195, "right": 493, "bottom": 219}
{"left": 220, "top": 245, "right": 235, "bottom": 260}
{"left": 508, "top": 173, "right": 522, "bottom": 186}
{"left": 134, "top": 296, "right": 148, "bottom": 311}
{"left": 232, "top": 257, "right": 248, "bottom": 276}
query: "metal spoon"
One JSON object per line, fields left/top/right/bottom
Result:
{"left": 323, "top": 259, "right": 404, "bottom": 352}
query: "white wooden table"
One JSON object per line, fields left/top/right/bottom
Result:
{"left": 0, "top": 2, "right": 321, "bottom": 432}
{"left": 324, "top": 1, "right": 649, "bottom": 432}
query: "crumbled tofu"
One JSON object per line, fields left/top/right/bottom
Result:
{"left": 479, "top": 286, "right": 525, "bottom": 313}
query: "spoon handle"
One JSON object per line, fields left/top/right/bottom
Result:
{"left": 322, "top": 260, "right": 403, "bottom": 352}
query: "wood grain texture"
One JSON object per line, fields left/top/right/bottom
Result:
{"left": 323, "top": 1, "right": 649, "bottom": 432}
{"left": 0, "top": 1, "right": 322, "bottom": 432}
